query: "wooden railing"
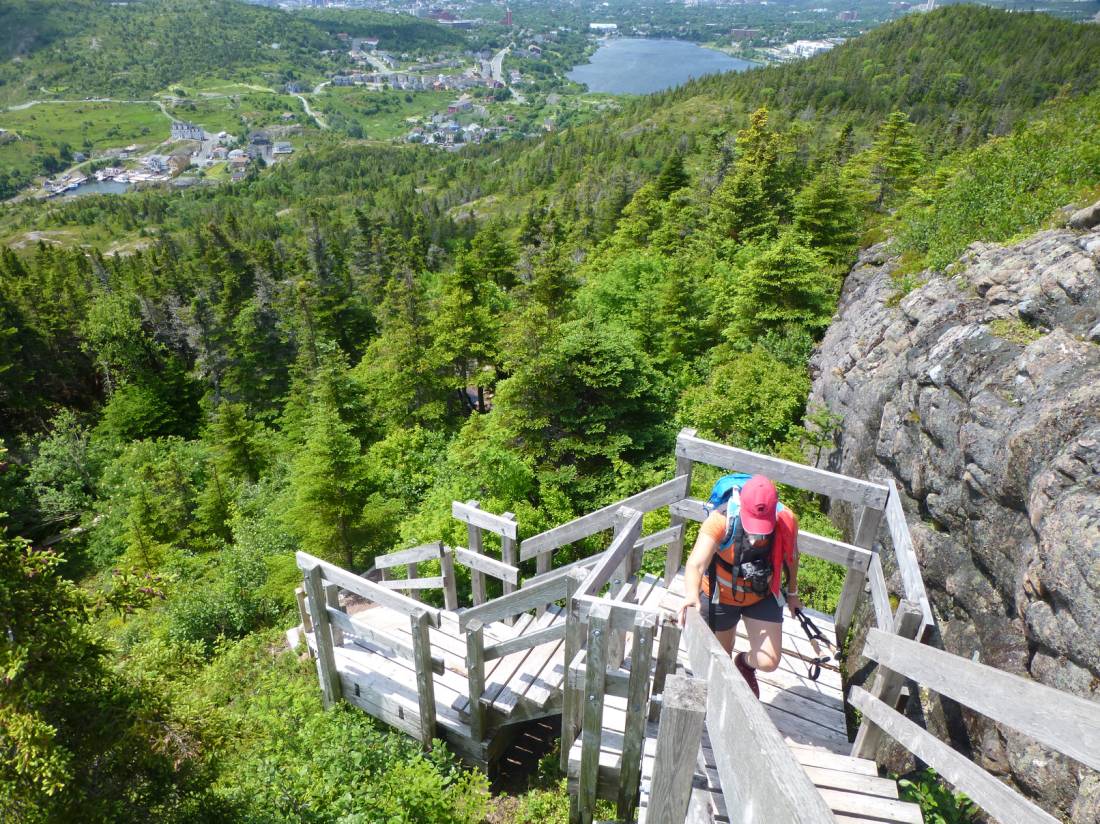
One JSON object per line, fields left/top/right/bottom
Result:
{"left": 671, "top": 428, "right": 934, "bottom": 640}
{"left": 850, "top": 627, "right": 1100, "bottom": 824}
{"left": 295, "top": 551, "right": 441, "bottom": 747}
{"left": 682, "top": 609, "right": 837, "bottom": 823}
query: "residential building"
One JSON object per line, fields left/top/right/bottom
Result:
{"left": 171, "top": 121, "right": 204, "bottom": 141}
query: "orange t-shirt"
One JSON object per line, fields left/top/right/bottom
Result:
{"left": 698, "top": 508, "right": 798, "bottom": 605}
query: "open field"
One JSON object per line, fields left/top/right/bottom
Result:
{"left": 165, "top": 91, "right": 314, "bottom": 136}
{"left": 317, "top": 88, "right": 453, "bottom": 139}
{"left": 0, "top": 100, "right": 169, "bottom": 181}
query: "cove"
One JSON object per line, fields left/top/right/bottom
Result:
{"left": 568, "top": 38, "right": 755, "bottom": 95}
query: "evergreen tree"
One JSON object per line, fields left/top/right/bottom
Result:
{"left": 285, "top": 398, "right": 368, "bottom": 568}
{"left": 872, "top": 110, "right": 924, "bottom": 206}
{"left": 654, "top": 153, "right": 689, "bottom": 199}
{"left": 728, "top": 229, "right": 837, "bottom": 339}
{"left": 708, "top": 167, "right": 779, "bottom": 248}
{"left": 794, "top": 163, "right": 862, "bottom": 264}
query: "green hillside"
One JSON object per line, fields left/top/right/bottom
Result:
{"left": 0, "top": 0, "right": 440, "bottom": 105}
{"left": 298, "top": 8, "right": 468, "bottom": 53}
{"left": 3, "top": 6, "right": 1100, "bottom": 823}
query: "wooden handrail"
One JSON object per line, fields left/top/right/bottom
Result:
{"left": 677, "top": 431, "right": 889, "bottom": 509}
{"left": 457, "top": 572, "right": 572, "bottom": 630}
{"left": 451, "top": 545, "right": 520, "bottom": 584}
{"left": 325, "top": 607, "right": 445, "bottom": 674}
{"left": 296, "top": 551, "right": 441, "bottom": 626}
{"left": 373, "top": 542, "right": 446, "bottom": 570}
{"left": 668, "top": 498, "right": 873, "bottom": 571}
{"left": 452, "top": 500, "right": 518, "bottom": 538}
{"left": 682, "top": 609, "right": 837, "bottom": 823}
{"left": 882, "top": 480, "right": 934, "bottom": 635}
{"left": 519, "top": 475, "right": 690, "bottom": 561}
{"left": 577, "top": 508, "right": 644, "bottom": 597}
{"left": 862, "top": 628, "right": 1100, "bottom": 772}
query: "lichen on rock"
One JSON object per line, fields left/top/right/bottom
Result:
{"left": 809, "top": 224, "right": 1100, "bottom": 822}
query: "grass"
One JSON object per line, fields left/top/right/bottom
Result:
{"left": 989, "top": 317, "right": 1044, "bottom": 346}
{"left": 318, "top": 88, "right": 454, "bottom": 140}
{"left": 165, "top": 91, "right": 311, "bottom": 137}
{"left": 0, "top": 100, "right": 169, "bottom": 180}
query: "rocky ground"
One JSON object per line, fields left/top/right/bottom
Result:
{"left": 809, "top": 206, "right": 1100, "bottom": 822}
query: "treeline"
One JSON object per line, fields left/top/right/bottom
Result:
{"left": 298, "top": 9, "right": 467, "bottom": 53}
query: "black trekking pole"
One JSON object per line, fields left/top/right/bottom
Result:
{"left": 793, "top": 608, "right": 836, "bottom": 682}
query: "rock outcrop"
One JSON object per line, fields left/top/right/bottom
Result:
{"left": 809, "top": 217, "right": 1100, "bottom": 822}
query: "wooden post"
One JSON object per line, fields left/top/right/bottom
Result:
{"left": 439, "top": 544, "right": 459, "bottom": 611}
{"left": 304, "top": 565, "right": 341, "bottom": 708}
{"left": 501, "top": 512, "right": 518, "bottom": 596}
{"left": 561, "top": 570, "right": 586, "bottom": 774}
{"left": 573, "top": 602, "right": 610, "bottom": 824}
{"left": 465, "top": 619, "right": 486, "bottom": 740}
{"left": 617, "top": 611, "right": 656, "bottom": 820}
{"left": 324, "top": 583, "right": 344, "bottom": 647}
{"left": 466, "top": 500, "right": 487, "bottom": 606}
{"left": 649, "top": 614, "right": 682, "bottom": 721}
{"left": 295, "top": 586, "right": 313, "bottom": 634}
{"left": 536, "top": 548, "right": 552, "bottom": 577}
{"left": 647, "top": 675, "right": 707, "bottom": 824}
{"left": 835, "top": 502, "right": 885, "bottom": 637}
{"left": 406, "top": 559, "right": 421, "bottom": 602}
{"left": 607, "top": 510, "right": 632, "bottom": 668}
{"left": 852, "top": 599, "right": 923, "bottom": 760}
{"left": 665, "top": 427, "right": 696, "bottom": 586}
{"left": 410, "top": 610, "right": 437, "bottom": 749}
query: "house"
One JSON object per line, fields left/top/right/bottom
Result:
{"left": 171, "top": 121, "right": 204, "bottom": 141}
{"left": 527, "top": 44, "right": 542, "bottom": 56}
{"left": 273, "top": 142, "right": 293, "bottom": 155}
{"left": 589, "top": 22, "right": 617, "bottom": 32}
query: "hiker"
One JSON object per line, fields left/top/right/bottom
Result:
{"left": 677, "top": 474, "right": 801, "bottom": 698}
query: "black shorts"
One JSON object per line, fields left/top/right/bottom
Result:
{"left": 699, "top": 591, "right": 783, "bottom": 632}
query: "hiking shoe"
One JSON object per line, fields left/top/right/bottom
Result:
{"left": 735, "top": 652, "right": 760, "bottom": 699}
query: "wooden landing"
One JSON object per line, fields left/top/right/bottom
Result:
{"left": 297, "top": 599, "right": 570, "bottom": 769}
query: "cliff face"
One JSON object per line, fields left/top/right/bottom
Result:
{"left": 809, "top": 217, "right": 1100, "bottom": 822}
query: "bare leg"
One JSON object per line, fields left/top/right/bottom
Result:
{"left": 714, "top": 627, "right": 736, "bottom": 655}
{"left": 741, "top": 615, "right": 782, "bottom": 672}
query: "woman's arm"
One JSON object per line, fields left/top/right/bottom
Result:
{"left": 678, "top": 527, "right": 719, "bottom": 626}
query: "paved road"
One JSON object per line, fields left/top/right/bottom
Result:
{"left": 490, "top": 46, "right": 510, "bottom": 83}
{"left": 293, "top": 93, "right": 327, "bottom": 130}
{"left": 363, "top": 53, "right": 394, "bottom": 75}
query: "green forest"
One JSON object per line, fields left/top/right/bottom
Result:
{"left": 3, "top": 5, "right": 1100, "bottom": 822}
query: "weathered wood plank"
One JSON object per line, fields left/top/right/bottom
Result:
{"left": 650, "top": 615, "right": 681, "bottom": 721}
{"left": 452, "top": 500, "right": 519, "bottom": 539}
{"left": 801, "top": 764, "right": 899, "bottom": 798}
{"left": 862, "top": 628, "right": 1100, "bottom": 772}
{"left": 375, "top": 575, "right": 446, "bottom": 591}
{"left": 465, "top": 501, "right": 487, "bottom": 606}
{"left": 373, "top": 542, "right": 446, "bottom": 570}
{"left": 817, "top": 786, "right": 923, "bottom": 824}
{"left": 440, "top": 546, "right": 459, "bottom": 611}
{"left": 500, "top": 605, "right": 568, "bottom": 712}
{"left": 852, "top": 600, "right": 922, "bottom": 759}
{"left": 664, "top": 428, "right": 697, "bottom": 586}
{"left": 646, "top": 675, "right": 707, "bottom": 824}
{"left": 618, "top": 612, "right": 656, "bottom": 819}
{"left": 579, "top": 508, "right": 644, "bottom": 597}
{"left": 296, "top": 551, "right": 440, "bottom": 626}
{"left": 788, "top": 743, "right": 879, "bottom": 776}
{"left": 866, "top": 552, "right": 893, "bottom": 631}
{"left": 325, "top": 607, "right": 444, "bottom": 674}
{"left": 458, "top": 573, "right": 572, "bottom": 631}
{"left": 575, "top": 603, "right": 611, "bottom": 824}
{"left": 525, "top": 553, "right": 603, "bottom": 587}
{"left": 324, "top": 583, "right": 344, "bottom": 646}
{"left": 883, "top": 480, "right": 934, "bottom": 635}
{"left": 500, "top": 512, "right": 518, "bottom": 596}
{"left": 834, "top": 504, "right": 883, "bottom": 636}
{"left": 682, "top": 609, "right": 836, "bottom": 823}
{"left": 483, "top": 622, "right": 567, "bottom": 661}
{"left": 635, "top": 523, "right": 686, "bottom": 553}
{"left": 304, "top": 565, "right": 341, "bottom": 708}
{"left": 561, "top": 571, "right": 587, "bottom": 773}
{"left": 295, "top": 586, "right": 314, "bottom": 634}
{"left": 452, "top": 546, "right": 520, "bottom": 584}
{"left": 573, "top": 595, "right": 664, "bottom": 633}
{"left": 850, "top": 687, "right": 1060, "bottom": 824}
{"left": 677, "top": 432, "right": 889, "bottom": 509}
{"left": 465, "top": 620, "right": 486, "bottom": 740}
{"left": 520, "top": 475, "right": 691, "bottom": 561}
{"left": 410, "top": 610, "right": 436, "bottom": 748}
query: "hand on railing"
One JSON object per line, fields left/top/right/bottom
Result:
{"left": 677, "top": 595, "right": 700, "bottom": 627}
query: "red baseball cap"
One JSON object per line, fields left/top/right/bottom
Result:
{"left": 740, "top": 475, "right": 778, "bottom": 534}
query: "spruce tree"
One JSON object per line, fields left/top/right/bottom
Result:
{"left": 871, "top": 110, "right": 923, "bottom": 207}
{"left": 794, "top": 163, "right": 862, "bottom": 264}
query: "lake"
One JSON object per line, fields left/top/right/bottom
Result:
{"left": 568, "top": 38, "right": 755, "bottom": 95}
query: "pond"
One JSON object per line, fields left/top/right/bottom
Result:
{"left": 568, "top": 38, "right": 755, "bottom": 95}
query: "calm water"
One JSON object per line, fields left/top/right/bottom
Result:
{"left": 568, "top": 38, "right": 754, "bottom": 94}
{"left": 64, "top": 180, "right": 132, "bottom": 198}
